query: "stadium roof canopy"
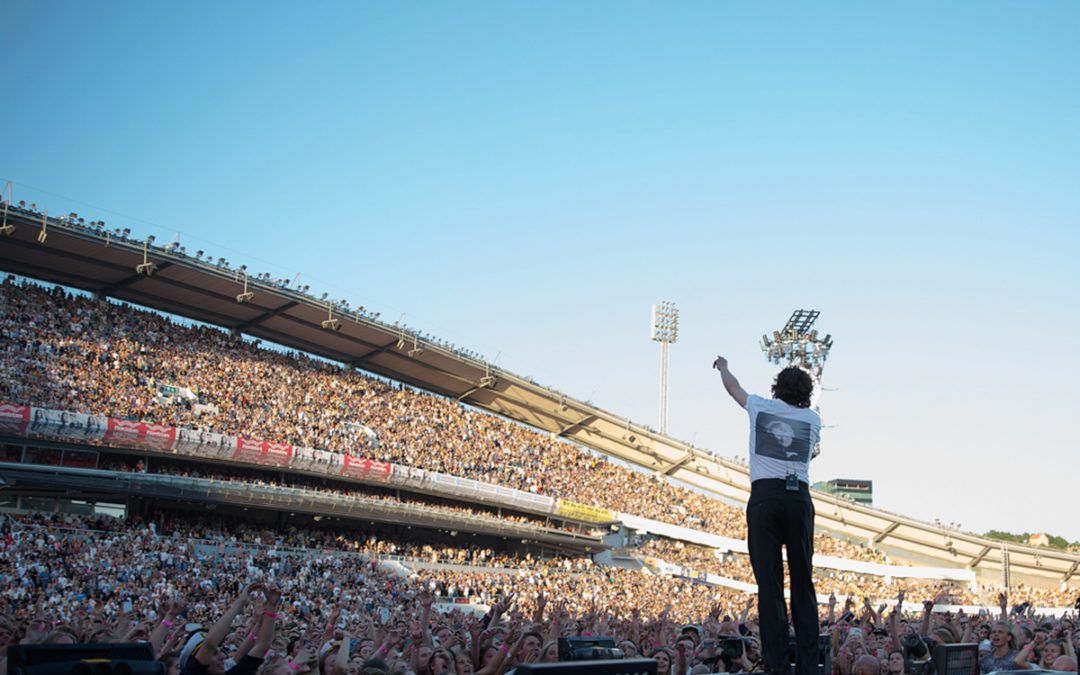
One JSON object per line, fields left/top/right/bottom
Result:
{"left": 0, "top": 206, "right": 689, "bottom": 472}
{"left": 3, "top": 205, "right": 1079, "bottom": 586}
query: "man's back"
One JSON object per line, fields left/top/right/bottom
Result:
{"left": 745, "top": 394, "right": 820, "bottom": 485}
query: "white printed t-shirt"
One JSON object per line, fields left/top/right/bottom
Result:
{"left": 745, "top": 394, "right": 821, "bottom": 486}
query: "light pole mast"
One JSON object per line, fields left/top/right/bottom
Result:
{"left": 651, "top": 301, "right": 679, "bottom": 434}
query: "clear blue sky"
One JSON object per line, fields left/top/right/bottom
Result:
{"left": 4, "top": 2, "right": 1079, "bottom": 543}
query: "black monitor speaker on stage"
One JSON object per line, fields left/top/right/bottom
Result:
{"left": 782, "top": 634, "right": 833, "bottom": 675}
{"left": 515, "top": 659, "right": 656, "bottom": 675}
{"left": 931, "top": 643, "right": 979, "bottom": 675}
{"left": 557, "top": 637, "right": 625, "bottom": 662}
{"left": 7, "top": 643, "right": 164, "bottom": 675}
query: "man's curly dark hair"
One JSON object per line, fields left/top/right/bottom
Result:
{"left": 771, "top": 366, "right": 813, "bottom": 408}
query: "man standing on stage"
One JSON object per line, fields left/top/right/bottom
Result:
{"left": 714, "top": 356, "right": 822, "bottom": 675}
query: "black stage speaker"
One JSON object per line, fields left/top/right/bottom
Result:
{"left": 931, "top": 643, "right": 979, "bottom": 675}
{"left": 7, "top": 643, "right": 164, "bottom": 675}
{"left": 515, "top": 659, "right": 656, "bottom": 675}
{"left": 782, "top": 634, "right": 833, "bottom": 675}
{"left": 557, "top": 637, "right": 624, "bottom": 662}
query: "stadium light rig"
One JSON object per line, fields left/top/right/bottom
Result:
{"left": 135, "top": 238, "right": 157, "bottom": 276}
{"left": 0, "top": 182, "right": 13, "bottom": 236}
{"left": 651, "top": 300, "right": 679, "bottom": 434}
{"left": 236, "top": 271, "right": 254, "bottom": 303}
{"left": 321, "top": 300, "right": 341, "bottom": 331}
{"left": 759, "top": 309, "right": 833, "bottom": 381}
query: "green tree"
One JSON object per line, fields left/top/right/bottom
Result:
{"left": 1047, "top": 535, "right": 1069, "bottom": 549}
{"left": 984, "top": 530, "right": 1026, "bottom": 544}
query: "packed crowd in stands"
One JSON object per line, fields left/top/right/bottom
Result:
{"left": 629, "top": 539, "right": 1080, "bottom": 608}
{"left": 3, "top": 278, "right": 913, "bottom": 563}
{"left": 89, "top": 456, "right": 1080, "bottom": 610}
{"left": 635, "top": 536, "right": 889, "bottom": 579}
{"left": 813, "top": 534, "right": 891, "bottom": 565}
{"left": 0, "top": 279, "right": 735, "bottom": 531}
{"left": 2, "top": 511, "right": 1078, "bottom": 675}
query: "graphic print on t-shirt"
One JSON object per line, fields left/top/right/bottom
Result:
{"left": 754, "top": 411, "right": 811, "bottom": 462}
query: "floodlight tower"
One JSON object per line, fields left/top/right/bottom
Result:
{"left": 760, "top": 309, "right": 833, "bottom": 457}
{"left": 651, "top": 301, "right": 679, "bottom": 434}
{"left": 759, "top": 309, "right": 833, "bottom": 382}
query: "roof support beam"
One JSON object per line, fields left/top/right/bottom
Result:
{"left": 347, "top": 342, "right": 399, "bottom": 368}
{"left": 1062, "top": 560, "right": 1079, "bottom": 583}
{"left": 967, "top": 545, "right": 993, "bottom": 569}
{"left": 557, "top": 414, "right": 596, "bottom": 436}
{"left": 659, "top": 451, "right": 695, "bottom": 476}
{"left": 456, "top": 386, "right": 482, "bottom": 402}
{"left": 235, "top": 300, "right": 299, "bottom": 331}
{"left": 872, "top": 522, "right": 900, "bottom": 544}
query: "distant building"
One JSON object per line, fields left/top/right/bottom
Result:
{"left": 813, "top": 478, "right": 873, "bottom": 506}
{"left": 1029, "top": 533, "right": 1050, "bottom": 547}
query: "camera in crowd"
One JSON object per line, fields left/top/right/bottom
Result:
{"left": 718, "top": 636, "right": 752, "bottom": 660}
{"left": 901, "top": 632, "right": 935, "bottom": 675}
{"left": 902, "top": 633, "right": 930, "bottom": 660}
{"left": 697, "top": 635, "right": 753, "bottom": 673}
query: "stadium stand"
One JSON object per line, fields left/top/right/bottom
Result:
{"left": 3, "top": 202, "right": 1080, "bottom": 675}
{"left": 1, "top": 201, "right": 1076, "bottom": 587}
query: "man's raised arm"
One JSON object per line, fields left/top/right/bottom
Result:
{"left": 713, "top": 356, "right": 748, "bottom": 408}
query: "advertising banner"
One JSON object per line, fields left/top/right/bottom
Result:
{"left": 393, "top": 464, "right": 437, "bottom": 490}
{"left": 140, "top": 423, "right": 177, "bottom": 452}
{"left": 232, "top": 438, "right": 293, "bottom": 467}
{"left": 175, "top": 428, "right": 235, "bottom": 459}
{"left": 27, "top": 411, "right": 108, "bottom": 444}
{"left": 555, "top": 499, "right": 614, "bottom": 523}
{"left": 262, "top": 441, "right": 293, "bottom": 467}
{"left": 340, "top": 455, "right": 391, "bottom": 481}
{"left": 0, "top": 403, "right": 31, "bottom": 435}
{"left": 233, "top": 437, "right": 266, "bottom": 464}
{"left": 30, "top": 407, "right": 65, "bottom": 427}
{"left": 103, "top": 418, "right": 177, "bottom": 452}
{"left": 289, "top": 446, "right": 336, "bottom": 471}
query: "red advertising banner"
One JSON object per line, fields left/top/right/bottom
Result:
{"left": 262, "top": 441, "right": 293, "bottom": 467}
{"left": 340, "top": 455, "right": 391, "bottom": 481}
{"left": 0, "top": 403, "right": 31, "bottom": 435}
{"left": 232, "top": 438, "right": 294, "bottom": 467}
{"left": 103, "top": 418, "right": 178, "bottom": 451}
{"left": 142, "top": 423, "right": 178, "bottom": 452}
{"left": 233, "top": 437, "right": 265, "bottom": 464}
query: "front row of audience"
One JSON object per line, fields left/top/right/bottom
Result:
{"left": 2, "top": 514, "right": 1079, "bottom": 675}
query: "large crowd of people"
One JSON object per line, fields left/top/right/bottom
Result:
{"left": 635, "top": 536, "right": 890, "bottom": 580}
{"left": 2, "top": 512, "right": 1078, "bottom": 675}
{"left": 93, "top": 455, "right": 1080, "bottom": 611}
{"left": 3, "top": 278, "right": 911, "bottom": 563}
{"left": 630, "top": 539, "right": 1079, "bottom": 609}
{"left": 5, "top": 276, "right": 1080, "bottom": 674}
{"left": 0, "top": 279, "right": 739, "bottom": 530}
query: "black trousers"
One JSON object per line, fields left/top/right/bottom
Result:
{"left": 747, "top": 479, "right": 819, "bottom": 675}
